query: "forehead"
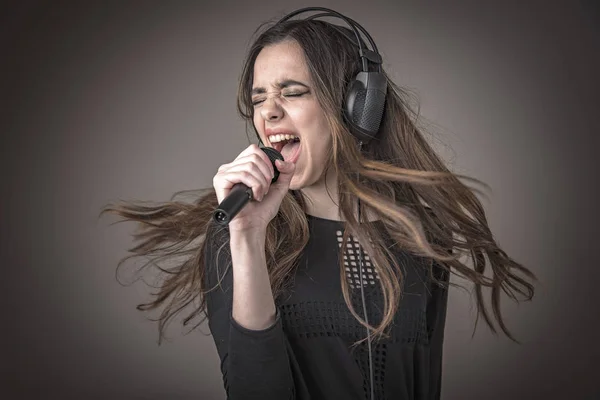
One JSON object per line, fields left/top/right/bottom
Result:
{"left": 252, "top": 40, "right": 311, "bottom": 86}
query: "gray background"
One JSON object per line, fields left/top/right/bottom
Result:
{"left": 2, "top": 0, "right": 599, "bottom": 399}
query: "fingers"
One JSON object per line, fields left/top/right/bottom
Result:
{"left": 227, "top": 144, "right": 275, "bottom": 183}
{"left": 237, "top": 144, "right": 276, "bottom": 178}
{"left": 221, "top": 162, "right": 271, "bottom": 200}
{"left": 243, "top": 153, "right": 275, "bottom": 184}
{"left": 214, "top": 169, "right": 265, "bottom": 203}
{"left": 214, "top": 144, "right": 276, "bottom": 202}
{"left": 226, "top": 173, "right": 265, "bottom": 201}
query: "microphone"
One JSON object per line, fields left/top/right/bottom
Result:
{"left": 213, "top": 147, "right": 284, "bottom": 225}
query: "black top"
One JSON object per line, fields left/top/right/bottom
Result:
{"left": 204, "top": 213, "right": 449, "bottom": 400}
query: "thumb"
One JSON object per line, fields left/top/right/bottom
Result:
{"left": 272, "top": 159, "right": 295, "bottom": 188}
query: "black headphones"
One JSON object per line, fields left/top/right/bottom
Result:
{"left": 275, "top": 7, "right": 387, "bottom": 144}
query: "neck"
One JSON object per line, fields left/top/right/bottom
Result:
{"left": 300, "top": 164, "right": 340, "bottom": 220}
{"left": 299, "top": 167, "right": 379, "bottom": 222}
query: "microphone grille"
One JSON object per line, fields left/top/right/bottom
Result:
{"left": 260, "top": 147, "right": 284, "bottom": 183}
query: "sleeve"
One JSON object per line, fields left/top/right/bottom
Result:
{"left": 426, "top": 262, "right": 450, "bottom": 400}
{"left": 203, "top": 227, "right": 296, "bottom": 400}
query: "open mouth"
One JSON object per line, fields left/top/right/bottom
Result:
{"left": 269, "top": 137, "right": 302, "bottom": 164}
{"left": 271, "top": 137, "right": 300, "bottom": 153}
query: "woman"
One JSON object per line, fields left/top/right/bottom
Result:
{"left": 103, "top": 7, "right": 535, "bottom": 400}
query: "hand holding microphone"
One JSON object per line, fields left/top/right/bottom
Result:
{"left": 212, "top": 144, "right": 296, "bottom": 233}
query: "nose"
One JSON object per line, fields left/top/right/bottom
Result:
{"left": 259, "top": 96, "right": 284, "bottom": 122}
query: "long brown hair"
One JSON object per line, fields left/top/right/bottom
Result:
{"left": 101, "top": 18, "right": 535, "bottom": 346}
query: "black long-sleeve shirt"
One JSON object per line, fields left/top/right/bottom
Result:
{"left": 204, "top": 213, "right": 449, "bottom": 400}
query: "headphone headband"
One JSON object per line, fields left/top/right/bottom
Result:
{"left": 276, "top": 7, "right": 382, "bottom": 73}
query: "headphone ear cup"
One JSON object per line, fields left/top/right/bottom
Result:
{"left": 344, "top": 72, "right": 387, "bottom": 143}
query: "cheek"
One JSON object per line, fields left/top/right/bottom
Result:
{"left": 252, "top": 112, "right": 260, "bottom": 127}
{"left": 252, "top": 114, "right": 264, "bottom": 138}
{"left": 293, "top": 106, "right": 329, "bottom": 135}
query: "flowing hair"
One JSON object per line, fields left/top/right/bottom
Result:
{"left": 101, "top": 18, "right": 535, "bottom": 346}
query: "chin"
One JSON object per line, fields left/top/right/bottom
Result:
{"left": 288, "top": 179, "right": 302, "bottom": 191}
{"left": 286, "top": 164, "right": 301, "bottom": 190}
{"left": 289, "top": 171, "right": 309, "bottom": 191}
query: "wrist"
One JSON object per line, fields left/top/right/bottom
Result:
{"left": 229, "top": 227, "right": 267, "bottom": 246}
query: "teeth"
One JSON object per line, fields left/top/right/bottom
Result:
{"left": 269, "top": 134, "right": 299, "bottom": 143}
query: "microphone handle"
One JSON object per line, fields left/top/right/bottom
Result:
{"left": 213, "top": 182, "right": 253, "bottom": 225}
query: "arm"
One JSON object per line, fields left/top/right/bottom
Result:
{"left": 204, "top": 224, "right": 295, "bottom": 400}
{"left": 230, "top": 228, "right": 278, "bottom": 331}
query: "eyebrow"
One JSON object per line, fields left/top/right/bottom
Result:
{"left": 251, "top": 79, "right": 310, "bottom": 96}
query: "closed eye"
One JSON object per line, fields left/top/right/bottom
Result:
{"left": 251, "top": 92, "right": 308, "bottom": 107}
{"left": 283, "top": 92, "right": 305, "bottom": 97}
